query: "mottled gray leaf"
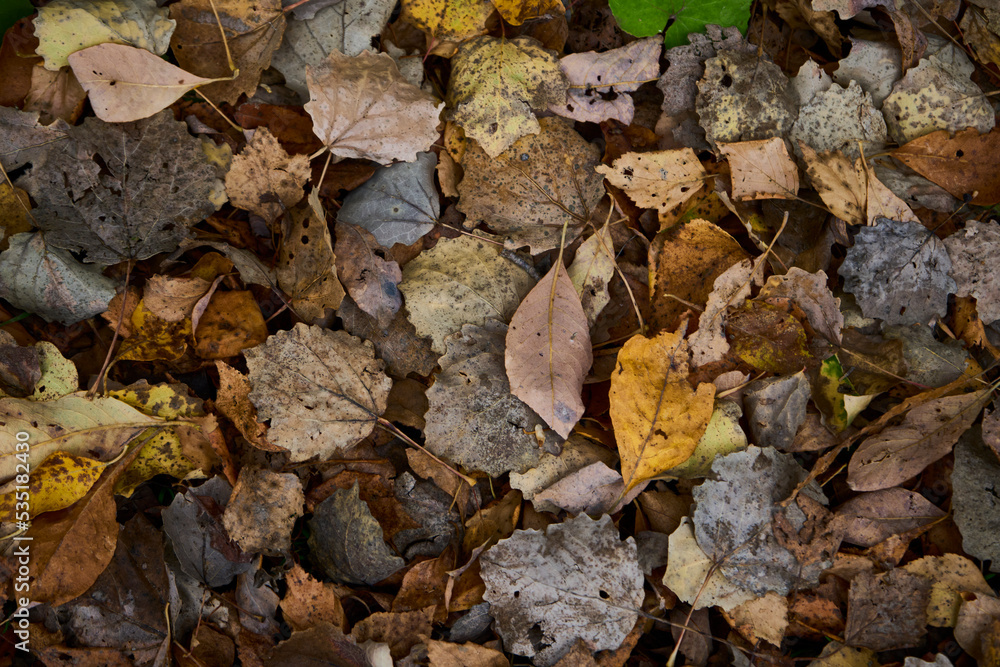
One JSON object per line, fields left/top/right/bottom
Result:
{"left": 308, "top": 482, "right": 405, "bottom": 585}
{"left": 0, "top": 232, "right": 115, "bottom": 325}
{"left": 392, "top": 472, "right": 458, "bottom": 560}
{"left": 481, "top": 514, "right": 643, "bottom": 667}
{"left": 944, "top": 219, "right": 1000, "bottom": 324}
{"left": 0, "top": 107, "right": 70, "bottom": 171}
{"left": 161, "top": 476, "right": 253, "bottom": 588}
{"left": 839, "top": 218, "right": 955, "bottom": 325}
{"left": 337, "top": 152, "right": 439, "bottom": 247}
{"left": 18, "top": 111, "right": 224, "bottom": 263}
{"left": 952, "top": 425, "right": 1000, "bottom": 573}
{"left": 693, "top": 446, "right": 833, "bottom": 596}
{"left": 883, "top": 324, "right": 969, "bottom": 387}
{"left": 845, "top": 569, "right": 930, "bottom": 651}
{"left": 743, "top": 372, "right": 810, "bottom": 451}
{"left": 424, "top": 320, "right": 543, "bottom": 477}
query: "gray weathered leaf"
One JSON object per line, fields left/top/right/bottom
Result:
{"left": 944, "top": 219, "right": 1000, "bottom": 324}
{"left": 18, "top": 111, "right": 224, "bottom": 264}
{"left": 883, "top": 324, "right": 969, "bottom": 388}
{"left": 952, "top": 425, "right": 1000, "bottom": 572}
{"left": 481, "top": 514, "right": 643, "bottom": 667}
{"left": 743, "top": 372, "right": 810, "bottom": 451}
{"left": 0, "top": 107, "right": 70, "bottom": 172}
{"left": 839, "top": 218, "right": 955, "bottom": 326}
{"left": 337, "top": 152, "right": 439, "bottom": 247}
{"left": 308, "top": 482, "right": 405, "bottom": 585}
{"left": 425, "top": 320, "right": 543, "bottom": 477}
{"left": 0, "top": 232, "right": 115, "bottom": 325}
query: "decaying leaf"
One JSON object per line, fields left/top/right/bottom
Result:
{"left": 481, "top": 514, "right": 643, "bottom": 666}
{"left": 335, "top": 222, "right": 402, "bottom": 327}
{"left": 337, "top": 152, "right": 439, "bottom": 247}
{"left": 277, "top": 195, "right": 345, "bottom": 321}
{"left": 446, "top": 35, "right": 568, "bottom": 158}
{"left": 688, "top": 257, "right": 756, "bottom": 366}
{"left": 663, "top": 517, "right": 754, "bottom": 611}
{"left": 743, "top": 372, "right": 810, "bottom": 452}
{"left": 567, "top": 222, "right": 616, "bottom": 326}
{"left": 834, "top": 488, "right": 947, "bottom": 548}
{"left": 458, "top": 117, "right": 604, "bottom": 253}
{"left": 308, "top": 482, "right": 405, "bottom": 585}
{"left": 222, "top": 467, "right": 304, "bottom": 555}
{"left": 845, "top": 569, "right": 931, "bottom": 651}
{"left": 839, "top": 218, "right": 955, "bottom": 326}
{"left": 33, "top": 0, "right": 175, "bottom": 70}
{"left": 305, "top": 50, "right": 444, "bottom": 164}
{"left": 551, "top": 37, "right": 661, "bottom": 124}
{"left": 719, "top": 138, "right": 799, "bottom": 200}
{"left": 952, "top": 426, "right": 1000, "bottom": 572}
{"left": 506, "top": 262, "right": 592, "bottom": 438}
{"left": 244, "top": 323, "right": 392, "bottom": 462}
{"left": 789, "top": 80, "right": 887, "bottom": 160}
{"left": 610, "top": 331, "right": 716, "bottom": 491}
{"left": 225, "top": 127, "right": 310, "bottom": 224}
{"left": 892, "top": 128, "right": 1000, "bottom": 206}
{"left": 848, "top": 389, "right": 990, "bottom": 491}
{"left": 425, "top": 321, "right": 544, "bottom": 477}
{"left": 19, "top": 110, "right": 224, "bottom": 264}
{"left": 944, "top": 220, "right": 1000, "bottom": 324}
{"left": 398, "top": 235, "right": 536, "bottom": 354}
{"left": 596, "top": 148, "right": 707, "bottom": 217}
{"left": 759, "top": 268, "right": 843, "bottom": 344}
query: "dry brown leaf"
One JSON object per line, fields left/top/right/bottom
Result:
{"left": 505, "top": 262, "right": 592, "bottom": 438}
{"left": 277, "top": 194, "right": 345, "bottom": 321}
{"left": 144, "top": 275, "right": 210, "bottom": 323}
{"left": 68, "top": 43, "right": 223, "bottom": 123}
{"left": 596, "top": 149, "right": 707, "bottom": 217}
{"left": 214, "top": 360, "right": 283, "bottom": 453}
{"left": 334, "top": 222, "right": 402, "bottom": 327}
{"left": 719, "top": 138, "right": 799, "bottom": 200}
{"left": 305, "top": 50, "right": 444, "bottom": 164}
{"left": 426, "top": 639, "right": 509, "bottom": 667}
{"left": 280, "top": 564, "right": 349, "bottom": 632}
{"left": 610, "top": 332, "right": 716, "bottom": 491}
{"left": 226, "top": 127, "right": 311, "bottom": 225}
{"left": 23, "top": 63, "right": 87, "bottom": 124}
{"left": 893, "top": 127, "right": 1000, "bottom": 206}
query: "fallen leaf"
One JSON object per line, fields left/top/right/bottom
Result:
{"left": 23, "top": 61, "right": 87, "bottom": 124}
{"left": 943, "top": 220, "right": 1000, "bottom": 324}
{"left": 847, "top": 389, "right": 990, "bottom": 491}
{"left": 308, "top": 482, "right": 405, "bottom": 585}
{"left": 0, "top": 106, "right": 71, "bottom": 172}
{"left": 551, "top": 37, "right": 661, "bottom": 124}
{"left": 719, "top": 138, "right": 799, "bottom": 200}
{"left": 903, "top": 554, "right": 994, "bottom": 627}
{"left": 222, "top": 467, "right": 304, "bottom": 555}
{"left": 69, "top": 43, "right": 224, "bottom": 123}
{"left": 610, "top": 331, "right": 716, "bottom": 491}
{"left": 789, "top": 80, "right": 887, "bottom": 160}
{"left": 883, "top": 324, "right": 971, "bottom": 388}
{"left": 839, "top": 218, "right": 955, "bottom": 326}
{"left": 337, "top": 152, "right": 439, "bottom": 247}
{"left": 664, "top": 400, "right": 748, "bottom": 478}
{"left": 144, "top": 275, "right": 210, "bottom": 323}
{"left": 334, "top": 222, "right": 403, "bottom": 327}
{"left": 280, "top": 564, "right": 348, "bottom": 632}
{"left": 458, "top": 117, "right": 604, "bottom": 253}
{"left": 892, "top": 128, "right": 1000, "bottom": 206}
{"left": 193, "top": 290, "right": 268, "bottom": 359}
{"left": 33, "top": 0, "right": 175, "bottom": 70}
{"left": 954, "top": 592, "right": 1000, "bottom": 664}
{"left": 425, "top": 639, "right": 509, "bottom": 667}
{"left": 834, "top": 488, "right": 947, "bottom": 548}
{"left": 398, "top": 235, "right": 535, "bottom": 354}
{"left": 596, "top": 148, "right": 707, "bottom": 217}
{"left": 225, "top": 127, "right": 311, "bottom": 224}
{"left": 696, "top": 49, "right": 797, "bottom": 150}
{"left": 727, "top": 592, "right": 789, "bottom": 647}
{"left": 743, "top": 372, "right": 810, "bottom": 451}
{"left": 567, "top": 222, "right": 616, "bottom": 326}
{"left": 832, "top": 37, "right": 900, "bottom": 107}
{"left": 694, "top": 446, "right": 835, "bottom": 595}
{"left": 305, "top": 50, "right": 444, "bottom": 164}
{"left": 0, "top": 451, "right": 105, "bottom": 522}
{"left": 844, "top": 569, "right": 930, "bottom": 651}
{"left": 663, "top": 517, "right": 754, "bottom": 611}
{"left": 530, "top": 461, "right": 639, "bottom": 515}
{"left": 244, "top": 323, "right": 392, "bottom": 461}
{"left": 271, "top": 0, "right": 397, "bottom": 97}
{"left": 425, "top": 321, "right": 544, "bottom": 476}
{"left": 759, "top": 268, "right": 843, "bottom": 344}
{"left": 19, "top": 110, "right": 224, "bottom": 264}
{"left": 270, "top": 623, "right": 383, "bottom": 667}
{"left": 493, "top": 0, "right": 565, "bottom": 25}
{"left": 688, "top": 257, "right": 756, "bottom": 367}
{"left": 506, "top": 262, "right": 592, "bottom": 438}
{"left": 727, "top": 300, "right": 813, "bottom": 375}
{"left": 0, "top": 232, "right": 115, "bottom": 325}
{"left": 446, "top": 35, "right": 568, "bottom": 158}
{"left": 481, "top": 513, "right": 643, "bottom": 666}
{"left": 509, "top": 435, "right": 617, "bottom": 507}
{"left": 169, "top": 0, "right": 286, "bottom": 105}
{"left": 352, "top": 607, "right": 434, "bottom": 659}
{"left": 338, "top": 297, "right": 439, "bottom": 377}
{"left": 952, "top": 425, "right": 1000, "bottom": 573}
{"left": 277, "top": 193, "right": 346, "bottom": 321}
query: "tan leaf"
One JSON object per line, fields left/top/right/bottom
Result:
{"left": 719, "top": 138, "right": 799, "bottom": 200}
{"left": 567, "top": 222, "right": 616, "bottom": 326}
{"left": 244, "top": 323, "right": 392, "bottom": 462}
{"left": 280, "top": 564, "right": 348, "bottom": 632}
{"left": 23, "top": 63, "right": 87, "bottom": 124}
{"left": 610, "top": 332, "right": 716, "bottom": 491}
{"left": 305, "top": 50, "right": 444, "bottom": 164}
{"left": 277, "top": 193, "right": 345, "bottom": 321}
{"left": 68, "top": 43, "right": 224, "bottom": 123}
{"left": 426, "top": 639, "right": 509, "bottom": 667}
{"left": 144, "top": 275, "right": 210, "bottom": 323}
{"left": 506, "top": 262, "right": 592, "bottom": 438}
{"left": 226, "top": 127, "right": 311, "bottom": 224}
{"left": 596, "top": 149, "right": 707, "bottom": 216}
{"left": 214, "top": 360, "right": 284, "bottom": 453}
{"left": 334, "top": 222, "right": 402, "bottom": 327}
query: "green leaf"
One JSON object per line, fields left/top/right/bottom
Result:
{"left": 609, "top": 0, "right": 753, "bottom": 48}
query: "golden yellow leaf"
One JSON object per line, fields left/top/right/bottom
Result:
{"left": 115, "top": 299, "right": 191, "bottom": 362}
{"left": 0, "top": 451, "right": 106, "bottom": 522}
{"left": 492, "top": 0, "right": 565, "bottom": 26}
{"left": 401, "top": 0, "right": 493, "bottom": 45}
{"left": 610, "top": 332, "right": 716, "bottom": 491}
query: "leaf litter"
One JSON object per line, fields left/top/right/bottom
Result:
{"left": 5, "top": 0, "right": 1000, "bottom": 664}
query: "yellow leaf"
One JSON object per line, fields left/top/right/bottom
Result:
{"left": 401, "top": 0, "right": 493, "bottom": 45}
{"left": 610, "top": 332, "right": 716, "bottom": 491}
{"left": 115, "top": 299, "right": 191, "bottom": 363}
{"left": 446, "top": 36, "right": 568, "bottom": 158}
{"left": 0, "top": 452, "right": 107, "bottom": 522}
{"left": 69, "top": 43, "right": 226, "bottom": 123}
{"left": 492, "top": 0, "right": 565, "bottom": 25}
{"left": 33, "top": 0, "right": 176, "bottom": 70}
